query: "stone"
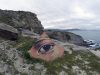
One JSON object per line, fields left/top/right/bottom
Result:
{"left": 0, "top": 23, "right": 18, "bottom": 40}
{"left": 45, "top": 29, "right": 86, "bottom": 46}
{"left": 0, "top": 9, "right": 44, "bottom": 34}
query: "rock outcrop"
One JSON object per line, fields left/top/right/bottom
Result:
{"left": 45, "top": 29, "right": 85, "bottom": 46}
{"left": 0, "top": 9, "right": 44, "bottom": 34}
{"left": 0, "top": 23, "right": 18, "bottom": 40}
{"left": 0, "top": 9, "right": 100, "bottom": 75}
{"left": 0, "top": 37, "right": 100, "bottom": 75}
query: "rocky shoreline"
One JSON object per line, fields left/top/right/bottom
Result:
{"left": 0, "top": 9, "right": 87, "bottom": 46}
{"left": 0, "top": 9, "right": 100, "bottom": 75}
{"left": 45, "top": 29, "right": 87, "bottom": 46}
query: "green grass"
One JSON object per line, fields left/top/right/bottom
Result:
{"left": 14, "top": 36, "right": 46, "bottom": 64}
{"left": 15, "top": 37, "right": 75, "bottom": 73}
{"left": 73, "top": 51, "right": 100, "bottom": 73}
{"left": 14, "top": 36, "right": 100, "bottom": 74}
{"left": 15, "top": 36, "right": 36, "bottom": 63}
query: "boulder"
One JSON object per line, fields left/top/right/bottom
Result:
{"left": 45, "top": 30, "right": 85, "bottom": 46}
{"left": 0, "top": 9, "right": 44, "bottom": 34}
{"left": 0, "top": 23, "right": 18, "bottom": 40}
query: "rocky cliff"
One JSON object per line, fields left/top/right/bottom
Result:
{"left": 0, "top": 35, "right": 100, "bottom": 75}
{"left": 0, "top": 23, "right": 18, "bottom": 40}
{"left": 0, "top": 9, "right": 100, "bottom": 75}
{"left": 0, "top": 9, "right": 85, "bottom": 46}
{"left": 0, "top": 9, "right": 44, "bottom": 34}
{"left": 45, "top": 29, "right": 86, "bottom": 46}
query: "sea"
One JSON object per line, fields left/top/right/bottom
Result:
{"left": 69, "top": 30, "right": 100, "bottom": 44}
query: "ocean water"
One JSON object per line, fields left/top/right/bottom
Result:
{"left": 69, "top": 30, "right": 100, "bottom": 44}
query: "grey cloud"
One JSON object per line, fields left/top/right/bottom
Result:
{"left": 0, "top": 0, "right": 100, "bottom": 30}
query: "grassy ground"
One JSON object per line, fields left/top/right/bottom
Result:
{"left": 14, "top": 36, "right": 35, "bottom": 62}
{"left": 14, "top": 36, "right": 100, "bottom": 75}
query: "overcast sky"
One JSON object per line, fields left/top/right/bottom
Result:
{"left": 0, "top": 0, "right": 100, "bottom": 30}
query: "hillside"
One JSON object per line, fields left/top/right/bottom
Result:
{"left": 0, "top": 9, "right": 100, "bottom": 75}
{"left": 0, "top": 35, "right": 100, "bottom": 75}
{"left": 0, "top": 9, "right": 44, "bottom": 34}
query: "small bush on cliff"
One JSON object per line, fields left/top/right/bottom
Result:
{"left": 15, "top": 36, "right": 34, "bottom": 62}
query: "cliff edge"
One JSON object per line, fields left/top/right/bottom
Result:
{"left": 0, "top": 9, "right": 44, "bottom": 34}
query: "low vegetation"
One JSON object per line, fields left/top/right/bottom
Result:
{"left": 13, "top": 36, "right": 100, "bottom": 75}
{"left": 14, "top": 36, "right": 35, "bottom": 63}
